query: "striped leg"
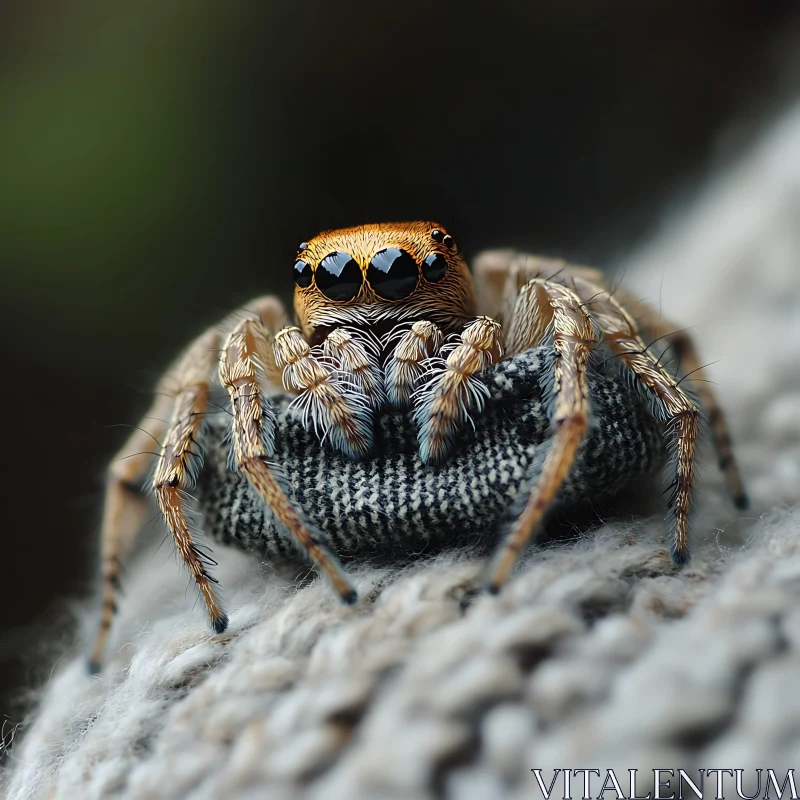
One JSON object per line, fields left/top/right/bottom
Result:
{"left": 608, "top": 286, "right": 748, "bottom": 511}
{"left": 569, "top": 276, "right": 703, "bottom": 563}
{"left": 89, "top": 297, "right": 289, "bottom": 672}
{"left": 90, "top": 328, "right": 223, "bottom": 671}
{"left": 488, "top": 280, "right": 597, "bottom": 591}
{"left": 219, "top": 317, "right": 356, "bottom": 603}
{"left": 89, "top": 391, "right": 173, "bottom": 673}
{"left": 475, "top": 249, "right": 747, "bottom": 510}
{"left": 151, "top": 329, "right": 227, "bottom": 635}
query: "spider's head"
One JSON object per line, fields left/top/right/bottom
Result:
{"left": 292, "top": 221, "right": 477, "bottom": 344}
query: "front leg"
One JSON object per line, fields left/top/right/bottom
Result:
{"left": 220, "top": 317, "right": 356, "bottom": 603}
{"left": 488, "top": 280, "right": 597, "bottom": 592}
{"left": 412, "top": 316, "right": 504, "bottom": 464}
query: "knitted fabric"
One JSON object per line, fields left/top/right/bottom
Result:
{"left": 196, "top": 349, "right": 663, "bottom": 562}
{"left": 3, "top": 105, "right": 799, "bottom": 800}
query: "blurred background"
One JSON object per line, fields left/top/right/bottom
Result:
{"left": 1, "top": 0, "right": 798, "bottom": 733}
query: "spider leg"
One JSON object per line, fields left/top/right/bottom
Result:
{"left": 384, "top": 321, "right": 444, "bottom": 409}
{"left": 488, "top": 280, "right": 597, "bottom": 591}
{"left": 476, "top": 250, "right": 747, "bottom": 509}
{"left": 219, "top": 317, "right": 357, "bottom": 603}
{"left": 89, "top": 297, "right": 289, "bottom": 672}
{"left": 88, "top": 392, "right": 173, "bottom": 672}
{"left": 90, "top": 326, "right": 225, "bottom": 674}
{"left": 274, "top": 326, "right": 373, "bottom": 458}
{"left": 151, "top": 329, "right": 229, "bottom": 626}
{"left": 239, "top": 295, "right": 290, "bottom": 390}
{"left": 608, "top": 286, "right": 748, "bottom": 510}
{"left": 568, "top": 276, "right": 706, "bottom": 563}
{"left": 473, "top": 250, "right": 600, "bottom": 322}
{"left": 413, "top": 316, "right": 504, "bottom": 465}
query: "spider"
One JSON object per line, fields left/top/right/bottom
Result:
{"left": 89, "top": 221, "right": 747, "bottom": 671}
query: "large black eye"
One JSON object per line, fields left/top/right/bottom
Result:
{"left": 316, "top": 251, "right": 362, "bottom": 301}
{"left": 294, "top": 259, "right": 313, "bottom": 288}
{"left": 367, "top": 248, "right": 419, "bottom": 300}
{"left": 422, "top": 253, "right": 447, "bottom": 282}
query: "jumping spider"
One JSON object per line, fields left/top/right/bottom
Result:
{"left": 90, "top": 221, "right": 747, "bottom": 670}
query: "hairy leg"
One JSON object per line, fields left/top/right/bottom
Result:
{"left": 90, "top": 297, "right": 289, "bottom": 671}
{"left": 475, "top": 250, "right": 747, "bottom": 507}
{"left": 413, "top": 316, "right": 504, "bottom": 465}
{"left": 568, "top": 276, "right": 705, "bottom": 563}
{"left": 89, "top": 392, "right": 173, "bottom": 672}
{"left": 608, "top": 285, "right": 748, "bottom": 510}
{"left": 472, "top": 250, "right": 600, "bottom": 321}
{"left": 219, "top": 317, "right": 357, "bottom": 603}
{"left": 274, "top": 326, "right": 373, "bottom": 458}
{"left": 488, "top": 280, "right": 597, "bottom": 591}
{"left": 152, "top": 328, "right": 227, "bottom": 630}
{"left": 239, "top": 295, "right": 290, "bottom": 389}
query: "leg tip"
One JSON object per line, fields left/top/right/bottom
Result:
{"left": 341, "top": 587, "right": 358, "bottom": 605}
{"left": 87, "top": 660, "right": 102, "bottom": 675}
{"left": 211, "top": 613, "right": 229, "bottom": 635}
{"left": 486, "top": 580, "right": 502, "bottom": 596}
{"left": 734, "top": 493, "right": 750, "bottom": 510}
{"left": 669, "top": 545, "right": 691, "bottom": 567}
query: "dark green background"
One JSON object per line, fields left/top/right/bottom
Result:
{"left": 1, "top": 0, "right": 798, "bottom": 737}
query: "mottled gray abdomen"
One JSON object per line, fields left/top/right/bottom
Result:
{"left": 194, "top": 348, "right": 665, "bottom": 563}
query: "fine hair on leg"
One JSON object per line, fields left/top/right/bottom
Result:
{"left": 220, "top": 316, "right": 357, "bottom": 603}
{"left": 488, "top": 279, "right": 596, "bottom": 591}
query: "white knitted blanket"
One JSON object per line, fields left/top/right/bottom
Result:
{"left": 3, "top": 106, "right": 799, "bottom": 800}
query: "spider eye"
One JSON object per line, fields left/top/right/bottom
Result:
{"left": 367, "top": 248, "right": 419, "bottom": 300}
{"left": 422, "top": 252, "right": 447, "bottom": 282}
{"left": 317, "top": 251, "right": 363, "bottom": 301}
{"left": 294, "top": 259, "right": 313, "bottom": 288}
{"left": 431, "top": 229, "right": 445, "bottom": 243}
{"left": 443, "top": 234, "right": 456, "bottom": 249}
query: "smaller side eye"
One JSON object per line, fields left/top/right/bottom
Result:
{"left": 422, "top": 253, "right": 447, "bottom": 282}
{"left": 294, "top": 259, "right": 313, "bottom": 288}
{"left": 298, "top": 242, "right": 309, "bottom": 252}
{"left": 443, "top": 234, "right": 455, "bottom": 249}
{"left": 431, "top": 229, "right": 444, "bottom": 243}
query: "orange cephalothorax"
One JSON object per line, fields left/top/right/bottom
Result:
{"left": 292, "top": 221, "right": 477, "bottom": 342}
